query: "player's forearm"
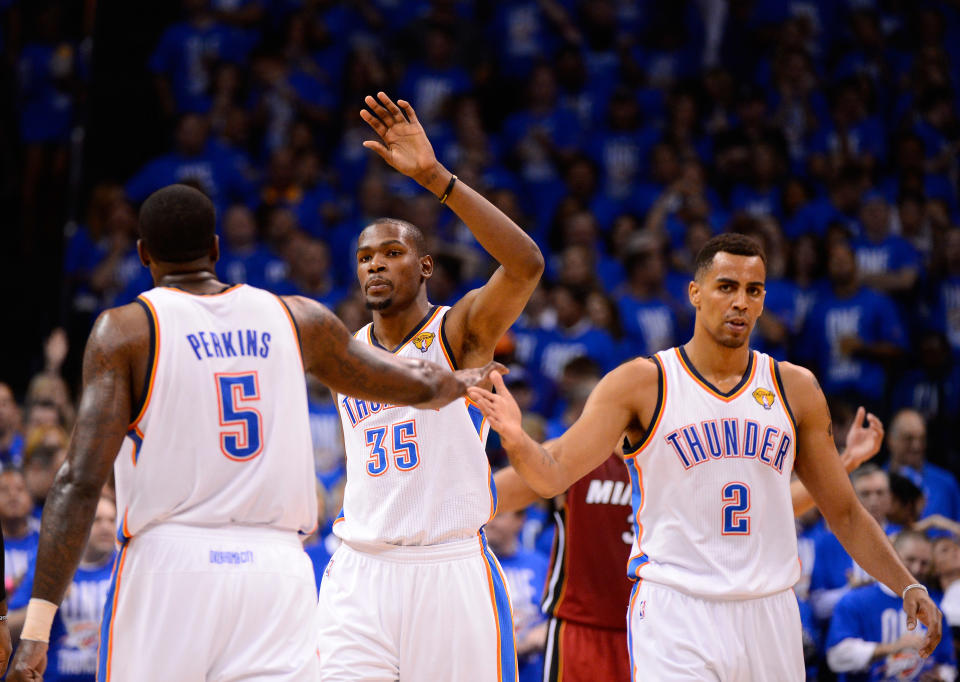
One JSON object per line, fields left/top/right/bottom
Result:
{"left": 500, "top": 431, "right": 568, "bottom": 498}
{"left": 828, "top": 504, "right": 916, "bottom": 595}
{"left": 791, "top": 479, "right": 816, "bottom": 517}
{"left": 30, "top": 468, "right": 101, "bottom": 605}
{"left": 417, "top": 162, "right": 544, "bottom": 281}
{"left": 493, "top": 466, "right": 544, "bottom": 515}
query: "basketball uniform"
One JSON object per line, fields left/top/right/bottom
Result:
{"left": 541, "top": 454, "right": 633, "bottom": 682}
{"left": 624, "top": 347, "right": 804, "bottom": 681}
{"left": 102, "top": 284, "right": 320, "bottom": 681}
{"left": 318, "top": 305, "right": 517, "bottom": 681}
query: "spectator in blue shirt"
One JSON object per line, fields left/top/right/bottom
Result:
{"left": 785, "top": 164, "right": 865, "bottom": 240}
{"left": 269, "top": 233, "right": 345, "bottom": 309}
{"left": 930, "top": 227, "right": 960, "bottom": 358}
{"left": 125, "top": 113, "right": 253, "bottom": 214}
{"left": 0, "top": 469, "right": 39, "bottom": 598}
{"left": 852, "top": 191, "right": 921, "bottom": 299}
{"left": 807, "top": 79, "right": 886, "bottom": 182}
{"left": 9, "top": 496, "right": 117, "bottom": 682}
{"left": 584, "top": 87, "right": 658, "bottom": 201}
{"left": 810, "top": 464, "right": 896, "bottom": 622}
{"left": 826, "top": 531, "right": 955, "bottom": 681}
{"left": 616, "top": 234, "right": 679, "bottom": 357}
{"left": 397, "top": 25, "right": 471, "bottom": 131}
{"left": 0, "top": 385, "right": 24, "bottom": 470}
{"left": 484, "top": 507, "right": 548, "bottom": 682}
{"left": 216, "top": 204, "right": 279, "bottom": 287}
{"left": 801, "top": 240, "right": 906, "bottom": 406}
{"left": 887, "top": 409, "right": 960, "bottom": 523}
{"left": 149, "top": 0, "right": 250, "bottom": 115}
{"left": 729, "top": 140, "right": 785, "bottom": 221}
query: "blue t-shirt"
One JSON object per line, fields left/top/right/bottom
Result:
{"left": 148, "top": 20, "right": 249, "bottom": 112}
{"left": 801, "top": 287, "right": 906, "bottom": 400}
{"left": 894, "top": 463, "right": 960, "bottom": 523}
{"left": 4, "top": 526, "right": 39, "bottom": 596}
{"left": 497, "top": 548, "right": 549, "bottom": 682}
{"left": 930, "top": 277, "right": 960, "bottom": 357}
{"left": 11, "top": 553, "right": 116, "bottom": 681}
{"left": 826, "top": 583, "right": 955, "bottom": 681}
{"left": 533, "top": 323, "right": 618, "bottom": 383}
{"left": 852, "top": 235, "right": 921, "bottom": 277}
{"left": 616, "top": 293, "right": 679, "bottom": 357}
{"left": 18, "top": 42, "right": 76, "bottom": 143}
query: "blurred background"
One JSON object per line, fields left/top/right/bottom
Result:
{"left": 1, "top": 1, "right": 960, "bottom": 679}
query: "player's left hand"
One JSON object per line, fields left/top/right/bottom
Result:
{"left": 904, "top": 588, "right": 942, "bottom": 658}
{"left": 360, "top": 92, "right": 438, "bottom": 184}
{"left": 6, "top": 638, "right": 47, "bottom": 681}
{"left": 841, "top": 406, "right": 884, "bottom": 471}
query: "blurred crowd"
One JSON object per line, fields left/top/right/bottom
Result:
{"left": 3, "top": 0, "right": 960, "bottom": 679}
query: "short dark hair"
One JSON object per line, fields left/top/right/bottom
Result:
{"left": 693, "top": 233, "right": 767, "bottom": 280}
{"left": 365, "top": 218, "right": 428, "bottom": 257}
{"left": 139, "top": 184, "right": 216, "bottom": 263}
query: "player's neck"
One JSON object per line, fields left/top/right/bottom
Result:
{"left": 683, "top": 330, "right": 752, "bottom": 387}
{"left": 155, "top": 267, "right": 228, "bottom": 295}
{"left": 371, "top": 297, "right": 433, "bottom": 350}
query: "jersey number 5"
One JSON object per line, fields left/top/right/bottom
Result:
{"left": 721, "top": 482, "right": 751, "bottom": 535}
{"left": 364, "top": 420, "right": 420, "bottom": 476}
{"left": 216, "top": 372, "right": 264, "bottom": 461}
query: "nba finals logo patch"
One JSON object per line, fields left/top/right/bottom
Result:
{"left": 752, "top": 387, "right": 775, "bottom": 410}
{"left": 412, "top": 331, "right": 435, "bottom": 353}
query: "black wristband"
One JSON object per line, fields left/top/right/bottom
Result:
{"left": 439, "top": 174, "right": 457, "bottom": 204}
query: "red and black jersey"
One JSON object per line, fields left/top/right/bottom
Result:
{"left": 541, "top": 454, "right": 634, "bottom": 629}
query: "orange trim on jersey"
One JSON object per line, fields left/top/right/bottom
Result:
{"left": 624, "top": 356, "right": 667, "bottom": 459}
{"left": 129, "top": 426, "right": 144, "bottom": 466}
{"left": 104, "top": 544, "right": 129, "bottom": 681}
{"left": 486, "top": 459, "right": 497, "bottom": 523}
{"left": 439, "top": 335, "right": 457, "bottom": 370}
{"left": 770, "top": 357, "right": 797, "bottom": 446}
{"left": 465, "top": 396, "right": 487, "bottom": 442}
{"left": 274, "top": 295, "right": 304, "bottom": 366}
{"left": 675, "top": 347, "right": 756, "bottom": 402}
{"left": 160, "top": 283, "right": 243, "bottom": 297}
{"left": 630, "top": 464, "right": 646, "bottom": 579}
{"left": 479, "top": 535, "right": 504, "bottom": 681}
{"left": 370, "top": 306, "right": 444, "bottom": 355}
{"left": 128, "top": 297, "right": 160, "bottom": 430}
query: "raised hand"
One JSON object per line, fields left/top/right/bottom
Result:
{"left": 841, "top": 406, "right": 884, "bottom": 471}
{"left": 360, "top": 92, "right": 439, "bottom": 186}
{"left": 467, "top": 371, "right": 525, "bottom": 449}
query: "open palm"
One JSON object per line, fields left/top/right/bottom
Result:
{"left": 360, "top": 92, "right": 438, "bottom": 181}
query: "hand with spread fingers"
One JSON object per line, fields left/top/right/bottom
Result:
{"left": 903, "top": 587, "right": 942, "bottom": 658}
{"left": 467, "top": 371, "right": 525, "bottom": 449}
{"left": 360, "top": 92, "right": 440, "bottom": 187}
{"left": 841, "top": 406, "right": 884, "bottom": 470}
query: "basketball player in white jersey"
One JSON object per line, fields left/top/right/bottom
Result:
{"left": 316, "top": 93, "right": 544, "bottom": 681}
{"left": 467, "top": 233, "right": 941, "bottom": 681}
{"left": 8, "top": 184, "right": 500, "bottom": 682}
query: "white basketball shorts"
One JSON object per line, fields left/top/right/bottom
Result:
{"left": 317, "top": 533, "right": 518, "bottom": 681}
{"left": 97, "top": 524, "right": 320, "bottom": 681}
{"left": 627, "top": 580, "right": 804, "bottom": 681}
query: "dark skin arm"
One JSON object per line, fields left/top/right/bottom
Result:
{"left": 283, "top": 295, "right": 502, "bottom": 408}
{"left": 360, "top": 92, "right": 544, "bottom": 369}
{"left": 784, "top": 363, "right": 942, "bottom": 657}
{"left": 9, "top": 304, "right": 146, "bottom": 679}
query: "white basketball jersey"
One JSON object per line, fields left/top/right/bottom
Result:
{"left": 334, "top": 306, "right": 495, "bottom": 546}
{"left": 114, "top": 285, "right": 317, "bottom": 541}
{"left": 624, "top": 347, "right": 801, "bottom": 599}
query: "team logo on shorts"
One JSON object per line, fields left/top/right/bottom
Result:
{"left": 752, "top": 387, "right": 775, "bottom": 410}
{"left": 412, "top": 331, "right": 435, "bottom": 352}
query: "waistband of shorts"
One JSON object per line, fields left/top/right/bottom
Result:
{"left": 340, "top": 535, "right": 484, "bottom": 563}
{"left": 130, "top": 522, "right": 304, "bottom": 548}
{"left": 640, "top": 579, "right": 795, "bottom": 603}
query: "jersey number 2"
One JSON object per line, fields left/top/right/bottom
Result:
{"left": 216, "top": 372, "right": 264, "bottom": 461}
{"left": 721, "top": 482, "right": 751, "bottom": 535}
{"left": 365, "top": 420, "right": 420, "bottom": 476}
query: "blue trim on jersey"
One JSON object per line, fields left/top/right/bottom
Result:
{"left": 488, "top": 469, "right": 498, "bottom": 517}
{"left": 627, "top": 581, "right": 638, "bottom": 682}
{"left": 97, "top": 544, "right": 127, "bottom": 681}
{"left": 126, "top": 427, "right": 143, "bottom": 464}
{"left": 467, "top": 402, "right": 485, "bottom": 436}
{"left": 624, "top": 457, "right": 649, "bottom": 578}
{"left": 481, "top": 533, "right": 519, "bottom": 682}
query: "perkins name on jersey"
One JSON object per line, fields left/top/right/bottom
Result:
{"left": 663, "top": 417, "right": 792, "bottom": 474}
{"left": 185, "top": 329, "right": 272, "bottom": 360}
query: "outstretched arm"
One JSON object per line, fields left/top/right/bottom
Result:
{"left": 360, "top": 92, "right": 544, "bottom": 367}
{"left": 791, "top": 406, "right": 884, "bottom": 517}
{"left": 469, "top": 360, "right": 651, "bottom": 497}
{"left": 784, "top": 363, "right": 941, "bottom": 657}
{"left": 284, "top": 295, "right": 502, "bottom": 409}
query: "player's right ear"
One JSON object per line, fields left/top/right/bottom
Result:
{"left": 688, "top": 280, "right": 701, "bottom": 308}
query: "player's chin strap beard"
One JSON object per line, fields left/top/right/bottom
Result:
{"left": 366, "top": 298, "right": 393, "bottom": 311}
